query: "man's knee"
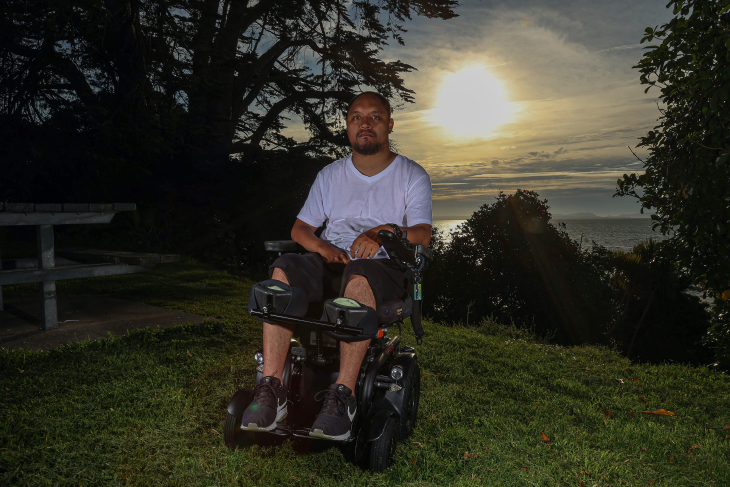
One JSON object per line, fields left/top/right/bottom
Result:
{"left": 343, "top": 274, "right": 375, "bottom": 308}
{"left": 345, "top": 274, "right": 369, "bottom": 290}
{"left": 271, "top": 267, "right": 289, "bottom": 284}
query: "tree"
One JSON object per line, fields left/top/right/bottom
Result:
{"left": 615, "top": 0, "right": 730, "bottom": 367}
{"left": 0, "top": 0, "right": 458, "bottom": 200}
{"left": 424, "top": 190, "right": 612, "bottom": 345}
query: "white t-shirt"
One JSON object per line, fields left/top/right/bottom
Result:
{"left": 297, "top": 154, "right": 432, "bottom": 258}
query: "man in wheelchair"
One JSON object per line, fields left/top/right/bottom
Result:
{"left": 243, "top": 91, "right": 432, "bottom": 443}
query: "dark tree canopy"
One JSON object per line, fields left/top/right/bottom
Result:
{"left": 615, "top": 0, "right": 730, "bottom": 365}
{"left": 0, "top": 0, "right": 459, "bottom": 268}
{"left": 0, "top": 0, "right": 458, "bottom": 201}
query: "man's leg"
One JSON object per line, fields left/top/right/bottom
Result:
{"left": 309, "top": 274, "right": 376, "bottom": 440}
{"left": 240, "top": 267, "right": 292, "bottom": 431}
{"left": 309, "top": 274, "right": 374, "bottom": 440}
{"left": 261, "top": 267, "right": 294, "bottom": 381}
{"left": 336, "top": 274, "right": 375, "bottom": 393}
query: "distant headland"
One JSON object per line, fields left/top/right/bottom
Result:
{"left": 434, "top": 212, "right": 651, "bottom": 221}
{"left": 550, "top": 212, "right": 651, "bottom": 220}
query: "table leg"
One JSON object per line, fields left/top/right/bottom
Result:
{"left": 37, "top": 225, "right": 58, "bottom": 330}
{"left": 0, "top": 244, "right": 3, "bottom": 311}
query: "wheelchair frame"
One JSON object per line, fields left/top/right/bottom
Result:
{"left": 224, "top": 230, "right": 432, "bottom": 472}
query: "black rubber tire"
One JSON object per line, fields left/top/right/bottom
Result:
{"left": 368, "top": 416, "right": 396, "bottom": 473}
{"left": 397, "top": 360, "right": 421, "bottom": 441}
{"left": 224, "top": 412, "right": 242, "bottom": 450}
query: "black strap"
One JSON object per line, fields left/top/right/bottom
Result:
{"left": 411, "top": 299, "right": 424, "bottom": 345}
{"left": 387, "top": 223, "right": 403, "bottom": 239}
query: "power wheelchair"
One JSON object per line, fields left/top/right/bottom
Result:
{"left": 224, "top": 230, "right": 432, "bottom": 472}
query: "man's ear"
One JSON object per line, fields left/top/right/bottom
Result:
{"left": 388, "top": 117, "right": 394, "bottom": 133}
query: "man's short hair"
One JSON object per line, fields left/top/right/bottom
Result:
{"left": 347, "top": 91, "right": 392, "bottom": 119}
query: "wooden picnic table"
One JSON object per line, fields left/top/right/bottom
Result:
{"left": 0, "top": 203, "right": 179, "bottom": 331}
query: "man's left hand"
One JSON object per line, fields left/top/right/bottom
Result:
{"left": 350, "top": 230, "right": 382, "bottom": 259}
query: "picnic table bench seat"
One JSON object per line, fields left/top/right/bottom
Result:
{"left": 0, "top": 203, "right": 181, "bottom": 331}
{"left": 1, "top": 203, "right": 136, "bottom": 212}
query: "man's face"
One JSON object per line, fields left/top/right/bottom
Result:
{"left": 346, "top": 95, "right": 394, "bottom": 156}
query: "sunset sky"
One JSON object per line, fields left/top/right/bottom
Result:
{"left": 289, "top": 0, "right": 676, "bottom": 218}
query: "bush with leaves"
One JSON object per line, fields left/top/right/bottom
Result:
{"left": 424, "top": 190, "right": 612, "bottom": 345}
{"left": 52, "top": 148, "right": 332, "bottom": 271}
{"left": 596, "top": 239, "right": 712, "bottom": 364}
{"left": 616, "top": 0, "right": 730, "bottom": 367}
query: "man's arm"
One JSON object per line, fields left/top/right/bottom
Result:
{"left": 291, "top": 218, "right": 351, "bottom": 264}
{"left": 350, "top": 223, "right": 432, "bottom": 259}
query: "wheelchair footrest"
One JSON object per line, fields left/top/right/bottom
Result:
{"left": 292, "top": 427, "right": 356, "bottom": 443}
{"left": 255, "top": 424, "right": 356, "bottom": 443}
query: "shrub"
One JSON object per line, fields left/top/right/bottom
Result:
{"left": 597, "top": 238, "right": 712, "bottom": 364}
{"left": 424, "top": 190, "right": 612, "bottom": 345}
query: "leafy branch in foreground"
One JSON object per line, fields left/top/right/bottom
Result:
{"left": 616, "top": 0, "right": 730, "bottom": 367}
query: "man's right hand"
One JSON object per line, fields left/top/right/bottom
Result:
{"left": 316, "top": 241, "right": 351, "bottom": 264}
{"left": 291, "top": 218, "right": 350, "bottom": 263}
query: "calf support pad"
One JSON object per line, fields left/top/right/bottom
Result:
{"left": 248, "top": 279, "right": 308, "bottom": 320}
{"left": 321, "top": 298, "right": 378, "bottom": 342}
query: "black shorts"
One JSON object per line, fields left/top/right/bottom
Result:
{"left": 269, "top": 253, "right": 413, "bottom": 313}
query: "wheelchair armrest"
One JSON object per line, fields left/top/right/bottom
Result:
{"left": 264, "top": 240, "right": 299, "bottom": 252}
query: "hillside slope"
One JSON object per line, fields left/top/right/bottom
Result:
{"left": 1, "top": 260, "right": 729, "bottom": 486}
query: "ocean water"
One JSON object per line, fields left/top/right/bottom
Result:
{"left": 433, "top": 218, "right": 671, "bottom": 252}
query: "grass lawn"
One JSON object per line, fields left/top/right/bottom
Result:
{"left": 1, "top": 259, "right": 729, "bottom": 486}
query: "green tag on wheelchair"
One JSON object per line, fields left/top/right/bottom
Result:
{"left": 414, "top": 283, "right": 422, "bottom": 300}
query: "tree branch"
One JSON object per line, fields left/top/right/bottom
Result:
{"left": 233, "top": 38, "right": 324, "bottom": 118}
{"left": 247, "top": 89, "right": 351, "bottom": 148}
{"left": 4, "top": 37, "right": 96, "bottom": 112}
{"left": 628, "top": 145, "right": 646, "bottom": 164}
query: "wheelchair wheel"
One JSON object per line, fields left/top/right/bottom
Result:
{"left": 368, "top": 416, "right": 396, "bottom": 473}
{"left": 397, "top": 360, "right": 421, "bottom": 441}
{"left": 224, "top": 412, "right": 242, "bottom": 450}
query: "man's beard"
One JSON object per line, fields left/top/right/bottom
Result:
{"left": 352, "top": 137, "right": 384, "bottom": 156}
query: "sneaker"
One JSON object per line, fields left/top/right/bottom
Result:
{"left": 309, "top": 384, "right": 357, "bottom": 441}
{"left": 240, "top": 376, "right": 287, "bottom": 431}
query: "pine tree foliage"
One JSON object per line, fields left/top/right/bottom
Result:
{"left": 0, "top": 0, "right": 458, "bottom": 198}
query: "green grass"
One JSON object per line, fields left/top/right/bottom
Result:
{"left": 1, "top": 259, "right": 729, "bottom": 486}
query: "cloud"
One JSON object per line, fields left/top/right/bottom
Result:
{"left": 467, "top": 169, "right": 634, "bottom": 179}
{"left": 594, "top": 43, "right": 644, "bottom": 53}
{"left": 527, "top": 151, "right": 554, "bottom": 159}
{"left": 280, "top": 1, "right": 672, "bottom": 217}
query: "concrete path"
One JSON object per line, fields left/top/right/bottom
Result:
{"left": 0, "top": 295, "right": 208, "bottom": 351}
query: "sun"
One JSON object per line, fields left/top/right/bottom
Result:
{"left": 433, "top": 67, "right": 512, "bottom": 136}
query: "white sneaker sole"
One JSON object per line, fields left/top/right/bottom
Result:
{"left": 309, "top": 428, "right": 350, "bottom": 441}
{"left": 241, "top": 406, "right": 287, "bottom": 432}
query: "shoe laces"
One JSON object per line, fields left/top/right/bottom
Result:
{"left": 314, "top": 388, "right": 348, "bottom": 416}
{"left": 252, "top": 381, "right": 278, "bottom": 409}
